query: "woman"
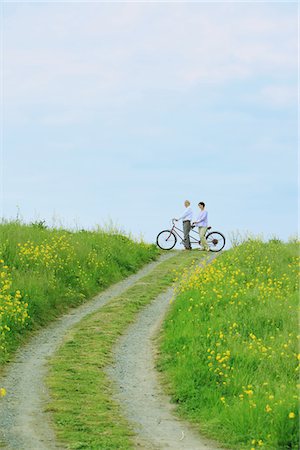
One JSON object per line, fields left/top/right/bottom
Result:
{"left": 192, "top": 202, "right": 209, "bottom": 251}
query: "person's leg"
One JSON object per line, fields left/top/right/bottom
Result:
{"left": 198, "top": 227, "right": 202, "bottom": 248}
{"left": 183, "top": 221, "right": 191, "bottom": 249}
{"left": 199, "top": 226, "right": 209, "bottom": 251}
{"left": 186, "top": 221, "right": 191, "bottom": 249}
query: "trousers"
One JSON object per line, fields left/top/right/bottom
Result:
{"left": 199, "top": 226, "right": 209, "bottom": 250}
{"left": 183, "top": 221, "right": 191, "bottom": 249}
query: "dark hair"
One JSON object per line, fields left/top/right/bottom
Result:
{"left": 198, "top": 202, "right": 205, "bottom": 207}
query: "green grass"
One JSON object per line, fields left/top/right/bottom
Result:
{"left": 0, "top": 221, "right": 159, "bottom": 365}
{"left": 46, "top": 250, "right": 203, "bottom": 449}
{"left": 157, "top": 240, "right": 299, "bottom": 450}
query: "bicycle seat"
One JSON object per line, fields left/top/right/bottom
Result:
{"left": 207, "top": 226, "right": 211, "bottom": 230}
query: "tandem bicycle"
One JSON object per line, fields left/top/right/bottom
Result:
{"left": 156, "top": 220, "right": 225, "bottom": 252}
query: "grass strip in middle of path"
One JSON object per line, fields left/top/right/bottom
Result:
{"left": 46, "top": 250, "right": 204, "bottom": 450}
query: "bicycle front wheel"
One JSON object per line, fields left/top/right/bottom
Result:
{"left": 156, "top": 230, "right": 177, "bottom": 250}
{"left": 206, "top": 232, "right": 225, "bottom": 252}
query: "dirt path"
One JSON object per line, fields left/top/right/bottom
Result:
{"left": 0, "top": 253, "right": 175, "bottom": 450}
{"left": 108, "top": 253, "right": 223, "bottom": 450}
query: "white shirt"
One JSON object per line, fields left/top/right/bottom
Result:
{"left": 193, "top": 210, "right": 208, "bottom": 227}
{"left": 178, "top": 206, "right": 193, "bottom": 222}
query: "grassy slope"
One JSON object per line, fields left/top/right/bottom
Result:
{"left": 157, "top": 241, "right": 299, "bottom": 450}
{"left": 0, "top": 221, "right": 159, "bottom": 365}
{"left": 46, "top": 251, "right": 203, "bottom": 450}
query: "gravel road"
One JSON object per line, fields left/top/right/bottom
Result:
{"left": 0, "top": 253, "right": 175, "bottom": 450}
{"left": 108, "top": 253, "right": 223, "bottom": 450}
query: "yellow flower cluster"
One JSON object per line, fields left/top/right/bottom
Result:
{"left": 18, "top": 234, "right": 75, "bottom": 270}
{"left": 17, "top": 235, "right": 107, "bottom": 293}
{"left": 207, "top": 347, "right": 233, "bottom": 386}
{"left": 0, "top": 259, "right": 30, "bottom": 354}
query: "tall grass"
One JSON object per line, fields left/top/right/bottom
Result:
{"left": 158, "top": 240, "right": 299, "bottom": 449}
{"left": 0, "top": 221, "right": 159, "bottom": 364}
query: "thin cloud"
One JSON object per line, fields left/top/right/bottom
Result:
{"left": 259, "top": 85, "right": 297, "bottom": 108}
{"left": 3, "top": 2, "right": 297, "bottom": 112}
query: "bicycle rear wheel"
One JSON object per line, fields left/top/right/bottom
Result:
{"left": 156, "top": 230, "right": 177, "bottom": 250}
{"left": 206, "top": 231, "right": 225, "bottom": 252}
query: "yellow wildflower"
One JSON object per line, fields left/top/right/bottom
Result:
{"left": 265, "top": 404, "right": 272, "bottom": 413}
{"left": 0, "top": 388, "right": 6, "bottom": 397}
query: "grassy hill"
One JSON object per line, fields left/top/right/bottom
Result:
{"left": 158, "top": 239, "right": 299, "bottom": 449}
{"left": 0, "top": 221, "right": 159, "bottom": 364}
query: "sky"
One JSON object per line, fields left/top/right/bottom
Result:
{"left": 1, "top": 1, "right": 298, "bottom": 245}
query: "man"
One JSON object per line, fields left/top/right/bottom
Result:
{"left": 174, "top": 200, "right": 192, "bottom": 250}
{"left": 192, "top": 202, "right": 209, "bottom": 251}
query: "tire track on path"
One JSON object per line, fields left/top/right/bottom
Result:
{"left": 108, "top": 253, "right": 224, "bottom": 450}
{"left": 0, "top": 253, "right": 175, "bottom": 450}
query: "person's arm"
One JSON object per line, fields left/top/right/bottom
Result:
{"left": 193, "top": 211, "right": 204, "bottom": 226}
{"left": 192, "top": 213, "right": 199, "bottom": 226}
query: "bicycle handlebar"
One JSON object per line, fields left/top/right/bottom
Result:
{"left": 172, "top": 218, "right": 196, "bottom": 228}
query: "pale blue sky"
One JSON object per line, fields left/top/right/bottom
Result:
{"left": 1, "top": 2, "right": 298, "bottom": 244}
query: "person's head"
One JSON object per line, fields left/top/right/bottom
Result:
{"left": 184, "top": 200, "right": 190, "bottom": 208}
{"left": 198, "top": 202, "right": 205, "bottom": 210}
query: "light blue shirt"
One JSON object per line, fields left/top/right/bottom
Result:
{"left": 193, "top": 210, "right": 208, "bottom": 227}
{"left": 179, "top": 206, "right": 193, "bottom": 222}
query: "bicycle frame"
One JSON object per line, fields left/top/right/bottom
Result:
{"left": 170, "top": 221, "right": 207, "bottom": 246}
